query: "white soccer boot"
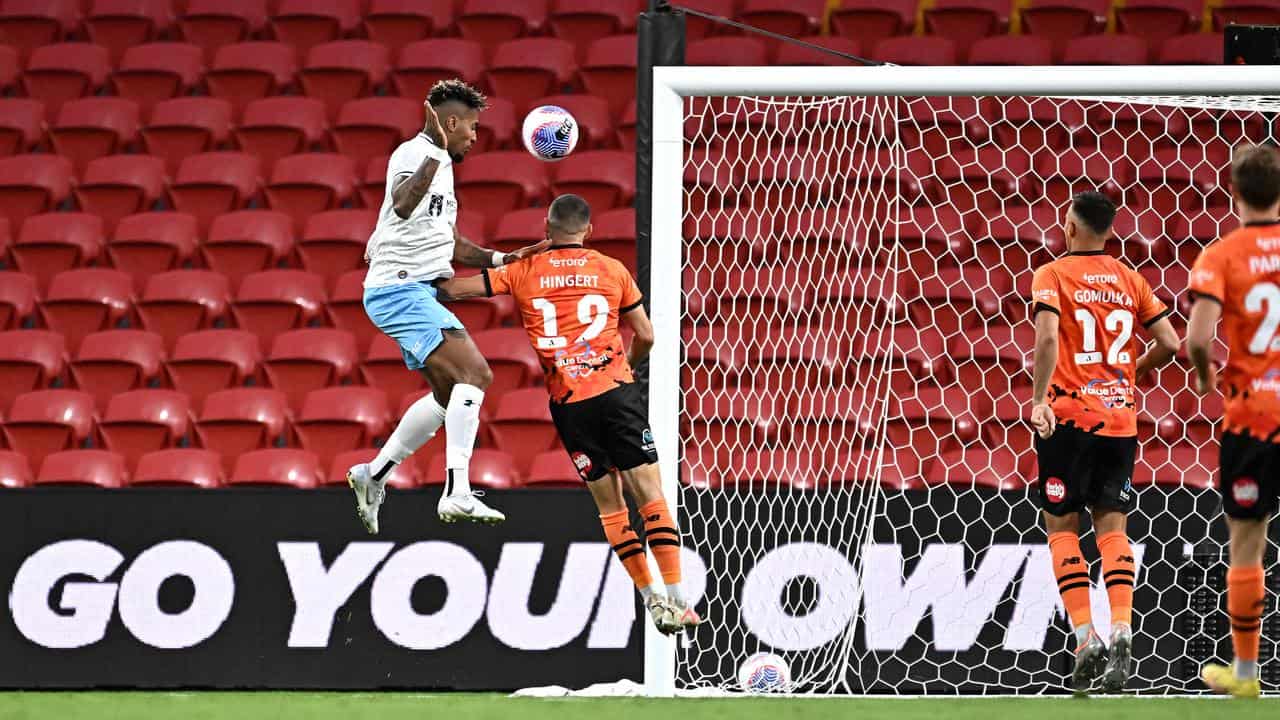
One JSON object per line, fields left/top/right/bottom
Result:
{"left": 1102, "top": 623, "right": 1132, "bottom": 693}
{"left": 1071, "top": 628, "right": 1108, "bottom": 696}
{"left": 646, "top": 595, "right": 680, "bottom": 635}
{"left": 437, "top": 491, "right": 506, "bottom": 524}
{"left": 346, "top": 463, "right": 385, "bottom": 535}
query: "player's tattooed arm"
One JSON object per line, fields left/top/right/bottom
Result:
{"left": 1134, "top": 316, "right": 1180, "bottom": 383}
{"left": 1029, "top": 309, "right": 1059, "bottom": 438}
{"left": 1186, "top": 298, "right": 1222, "bottom": 395}
{"left": 622, "top": 305, "right": 654, "bottom": 367}
{"left": 391, "top": 101, "right": 447, "bottom": 219}
{"left": 434, "top": 275, "right": 489, "bottom": 302}
{"left": 452, "top": 224, "right": 552, "bottom": 268}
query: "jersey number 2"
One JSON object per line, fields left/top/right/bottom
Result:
{"left": 531, "top": 295, "right": 609, "bottom": 350}
{"left": 1073, "top": 309, "right": 1133, "bottom": 365}
{"left": 1245, "top": 282, "right": 1280, "bottom": 353}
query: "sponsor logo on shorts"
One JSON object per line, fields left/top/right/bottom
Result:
{"left": 1118, "top": 477, "right": 1132, "bottom": 502}
{"left": 571, "top": 452, "right": 593, "bottom": 477}
{"left": 1233, "top": 477, "right": 1260, "bottom": 508}
{"left": 641, "top": 428, "right": 655, "bottom": 452}
{"left": 1045, "top": 477, "right": 1066, "bottom": 502}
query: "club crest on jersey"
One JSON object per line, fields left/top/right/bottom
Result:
{"left": 1233, "top": 477, "right": 1260, "bottom": 508}
{"left": 1045, "top": 477, "right": 1066, "bottom": 502}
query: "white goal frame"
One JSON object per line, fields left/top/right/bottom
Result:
{"left": 644, "top": 65, "right": 1280, "bottom": 698}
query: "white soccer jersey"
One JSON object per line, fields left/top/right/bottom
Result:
{"left": 363, "top": 133, "right": 458, "bottom": 288}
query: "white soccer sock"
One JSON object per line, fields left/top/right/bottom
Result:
{"left": 444, "top": 383, "right": 485, "bottom": 497}
{"left": 666, "top": 583, "right": 685, "bottom": 606}
{"left": 370, "top": 393, "right": 446, "bottom": 481}
{"left": 1234, "top": 659, "right": 1259, "bottom": 680}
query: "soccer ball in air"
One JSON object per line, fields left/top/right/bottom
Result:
{"left": 522, "top": 105, "right": 579, "bottom": 162}
{"left": 737, "top": 652, "right": 791, "bottom": 693}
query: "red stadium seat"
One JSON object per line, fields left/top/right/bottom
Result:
{"left": 908, "top": 266, "right": 1007, "bottom": 335}
{"left": 231, "top": 269, "right": 326, "bottom": 351}
{"left": 70, "top": 329, "right": 164, "bottom": 408}
{"left": 486, "top": 38, "right": 577, "bottom": 112}
{"left": 364, "top": 0, "right": 453, "bottom": 54}
{"left": 299, "top": 41, "right": 392, "bottom": 121}
{"left": 457, "top": 0, "right": 547, "bottom": 46}
{"left": 112, "top": 43, "right": 204, "bottom": 113}
{"left": 1159, "top": 32, "right": 1223, "bottom": 64}
{"left": 0, "top": 155, "right": 72, "bottom": 230}
{"left": 774, "top": 36, "right": 865, "bottom": 65}
{"left": 391, "top": 39, "right": 487, "bottom": 100}
{"left": 141, "top": 97, "right": 234, "bottom": 174}
{"left": 737, "top": 0, "right": 825, "bottom": 39}
{"left": 492, "top": 208, "right": 547, "bottom": 252}
{"left": 455, "top": 152, "right": 549, "bottom": 217}
{"left": 205, "top": 42, "right": 298, "bottom": 117}
{"left": 74, "top": 155, "right": 166, "bottom": 235}
{"left": 472, "top": 328, "right": 544, "bottom": 396}
{"left": 98, "top": 389, "right": 191, "bottom": 468}
{"left": 0, "top": 330, "right": 67, "bottom": 410}
{"left": 11, "top": 213, "right": 104, "bottom": 292}
{"left": 830, "top": 0, "right": 917, "bottom": 47}
{"left": 1116, "top": 0, "right": 1201, "bottom": 57}
{"left": 39, "top": 269, "right": 134, "bottom": 351}
{"left": 423, "top": 448, "right": 518, "bottom": 489}
{"left": 1137, "top": 443, "right": 1214, "bottom": 489}
{"left": 591, "top": 207, "right": 637, "bottom": 272}
{"left": 84, "top": 0, "right": 173, "bottom": 64}
{"left": 3, "top": 389, "right": 96, "bottom": 470}
{"left": 325, "top": 269, "right": 378, "bottom": 353}
{"left": 790, "top": 390, "right": 881, "bottom": 462}
{"left": 0, "top": 450, "right": 32, "bottom": 487}
{"left": 1034, "top": 150, "right": 1132, "bottom": 208}
{"left": 108, "top": 213, "right": 199, "bottom": 288}
{"left": 136, "top": 270, "right": 229, "bottom": 351}
{"left": 163, "top": 329, "right": 261, "bottom": 405}
{"left": 0, "top": 0, "right": 79, "bottom": 64}
{"left": 0, "top": 99, "right": 45, "bottom": 156}
{"left": 167, "top": 152, "right": 263, "bottom": 232}
{"left": 359, "top": 155, "right": 389, "bottom": 209}
{"left": 132, "top": 448, "right": 224, "bottom": 487}
{"left": 923, "top": 0, "right": 1011, "bottom": 60}
{"left": 672, "top": 0, "right": 734, "bottom": 40}
{"left": 293, "top": 386, "right": 391, "bottom": 466}
{"left": 229, "top": 448, "right": 322, "bottom": 487}
{"left": 204, "top": 210, "right": 294, "bottom": 291}
{"left": 269, "top": 0, "right": 360, "bottom": 57}
{"left": 196, "top": 387, "right": 290, "bottom": 468}
{"left": 331, "top": 97, "right": 421, "bottom": 161}
{"left": 949, "top": 324, "right": 1033, "bottom": 391}
{"left": 36, "top": 449, "right": 127, "bottom": 487}
{"left": 264, "top": 153, "right": 356, "bottom": 230}
{"left": 548, "top": 0, "right": 636, "bottom": 58}
{"left": 1214, "top": 0, "right": 1280, "bottom": 27}
{"left": 550, "top": 151, "right": 635, "bottom": 210}
{"left": 0, "top": 271, "right": 37, "bottom": 329}
{"left": 360, "top": 333, "right": 424, "bottom": 409}
{"left": 299, "top": 209, "right": 375, "bottom": 283}
{"left": 968, "top": 35, "right": 1054, "bottom": 64}
{"left": 234, "top": 97, "right": 328, "bottom": 173}
{"left": 327, "top": 448, "right": 419, "bottom": 489}
{"left": 689, "top": 392, "right": 784, "bottom": 468}
{"left": 262, "top": 328, "right": 358, "bottom": 410}
{"left": 22, "top": 43, "right": 111, "bottom": 117}
{"left": 873, "top": 36, "right": 959, "bottom": 65}
{"left": 522, "top": 450, "right": 582, "bottom": 488}
{"left": 580, "top": 35, "right": 637, "bottom": 117}
{"left": 489, "top": 387, "right": 557, "bottom": 475}
{"left": 47, "top": 97, "right": 140, "bottom": 175}
{"left": 1061, "top": 34, "right": 1149, "bottom": 65}
{"left": 686, "top": 37, "right": 769, "bottom": 66}
{"left": 1020, "top": 0, "right": 1107, "bottom": 60}
{"left": 178, "top": 0, "right": 268, "bottom": 61}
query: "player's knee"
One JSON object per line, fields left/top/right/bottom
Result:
{"left": 465, "top": 362, "right": 493, "bottom": 390}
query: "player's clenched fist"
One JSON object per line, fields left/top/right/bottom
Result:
{"left": 1030, "top": 402, "right": 1056, "bottom": 438}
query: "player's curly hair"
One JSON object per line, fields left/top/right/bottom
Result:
{"left": 1232, "top": 143, "right": 1280, "bottom": 211}
{"left": 428, "top": 79, "right": 489, "bottom": 111}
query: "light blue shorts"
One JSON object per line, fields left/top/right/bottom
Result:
{"left": 363, "top": 282, "right": 465, "bottom": 370}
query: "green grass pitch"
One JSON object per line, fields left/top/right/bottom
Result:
{"left": 0, "top": 692, "right": 1274, "bottom": 720}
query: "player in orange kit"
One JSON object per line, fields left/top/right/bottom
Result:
{"left": 1028, "top": 191, "right": 1180, "bottom": 694}
{"left": 438, "top": 193, "right": 700, "bottom": 635}
{"left": 1187, "top": 144, "right": 1280, "bottom": 700}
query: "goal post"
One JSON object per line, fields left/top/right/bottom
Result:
{"left": 645, "top": 66, "right": 1280, "bottom": 696}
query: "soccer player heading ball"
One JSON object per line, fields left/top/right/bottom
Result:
{"left": 1187, "top": 144, "right": 1280, "bottom": 700}
{"left": 437, "top": 194, "right": 701, "bottom": 635}
{"left": 1028, "top": 192, "right": 1180, "bottom": 694}
{"left": 347, "top": 79, "right": 551, "bottom": 532}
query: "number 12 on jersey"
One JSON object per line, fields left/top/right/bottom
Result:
{"left": 1073, "top": 309, "right": 1134, "bottom": 366}
{"left": 531, "top": 295, "right": 609, "bottom": 350}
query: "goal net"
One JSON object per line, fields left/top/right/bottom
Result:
{"left": 645, "top": 66, "right": 1280, "bottom": 695}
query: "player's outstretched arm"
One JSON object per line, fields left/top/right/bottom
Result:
{"left": 434, "top": 275, "right": 489, "bottom": 302}
{"left": 1029, "top": 309, "right": 1059, "bottom": 438}
{"left": 1187, "top": 298, "right": 1222, "bottom": 395}
{"left": 622, "top": 305, "right": 654, "bottom": 367}
{"left": 1134, "top": 316, "right": 1180, "bottom": 383}
{"left": 451, "top": 224, "right": 551, "bottom": 268}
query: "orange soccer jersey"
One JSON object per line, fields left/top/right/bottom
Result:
{"left": 1189, "top": 220, "right": 1280, "bottom": 441}
{"left": 1031, "top": 251, "right": 1170, "bottom": 437}
{"left": 484, "top": 244, "right": 643, "bottom": 404}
